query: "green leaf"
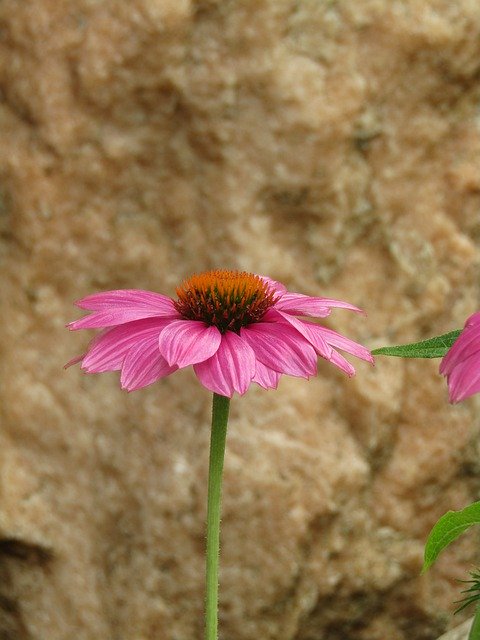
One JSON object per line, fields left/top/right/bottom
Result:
{"left": 371, "top": 329, "right": 461, "bottom": 359}
{"left": 423, "top": 502, "right": 480, "bottom": 572}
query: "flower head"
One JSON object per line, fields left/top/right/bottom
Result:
{"left": 174, "top": 271, "right": 277, "bottom": 332}
{"left": 66, "top": 270, "right": 373, "bottom": 397}
{"left": 440, "top": 311, "right": 480, "bottom": 403}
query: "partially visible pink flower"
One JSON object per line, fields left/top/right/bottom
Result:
{"left": 440, "top": 312, "right": 480, "bottom": 403}
{"left": 66, "top": 270, "right": 373, "bottom": 397}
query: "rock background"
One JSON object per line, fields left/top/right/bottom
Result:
{"left": 1, "top": 1, "right": 480, "bottom": 639}
{"left": 438, "top": 619, "right": 473, "bottom": 640}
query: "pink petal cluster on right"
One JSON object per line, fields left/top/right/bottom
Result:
{"left": 440, "top": 311, "right": 480, "bottom": 403}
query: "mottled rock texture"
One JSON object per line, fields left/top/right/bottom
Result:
{"left": 1, "top": 1, "right": 480, "bottom": 639}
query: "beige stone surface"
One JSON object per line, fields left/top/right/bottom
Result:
{"left": 1, "top": 0, "right": 480, "bottom": 638}
{"left": 437, "top": 618, "right": 473, "bottom": 640}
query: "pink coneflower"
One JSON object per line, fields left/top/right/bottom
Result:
{"left": 440, "top": 311, "right": 480, "bottom": 403}
{"left": 67, "top": 270, "right": 373, "bottom": 396}
{"left": 67, "top": 269, "right": 373, "bottom": 640}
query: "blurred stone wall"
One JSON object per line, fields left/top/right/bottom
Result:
{"left": 1, "top": 1, "right": 480, "bottom": 639}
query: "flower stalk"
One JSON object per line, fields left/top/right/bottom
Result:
{"left": 205, "top": 393, "right": 230, "bottom": 640}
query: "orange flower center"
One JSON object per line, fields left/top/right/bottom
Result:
{"left": 174, "top": 270, "right": 277, "bottom": 333}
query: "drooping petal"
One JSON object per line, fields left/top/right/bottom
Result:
{"left": 240, "top": 322, "right": 317, "bottom": 378}
{"left": 158, "top": 320, "right": 222, "bottom": 368}
{"left": 64, "top": 353, "right": 86, "bottom": 369}
{"left": 266, "top": 310, "right": 371, "bottom": 376}
{"left": 68, "top": 290, "right": 179, "bottom": 330}
{"left": 193, "top": 332, "right": 256, "bottom": 397}
{"left": 121, "top": 336, "right": 177, "bottom": 392}
{"left": 445, "top": 349, "right": 480, "bottom": 403}
{"left": 80, "top": 318, "right": 172, "bottom": 373}
{"left": 266, "top": 309, "right": 332, "bottom": 359}
{"left": 274, "top": 293, "right": 363, "bottom": 318}
{"left": 252, "top": 360, "right": 281, "bottom": 390}
{"left": 319, "top": 326, "right": 374, "bottom": 363}
{"left": 327, "top": 350, "right": 356, "bottom": 377}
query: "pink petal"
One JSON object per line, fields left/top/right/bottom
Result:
{"left": 266, "top": 309, "right": 332, "bottom": 359}
{"left": 440, "top": 327, "right": 480, "bottom": 376}
{"left": 158, "top": 320, "right": 222, "bottom": 368}
{"left": 318, "top": 326, "right": 374, "bottom": 363}
{"left": 439, "top": 316, "right": 480, "bottom": 402}
{"left": 274, "top": 293, "right": 363, "bottom": 318}
{"left": 121, "top": 336, "right": 177, "bottom": 392}
{"left": 80, "top": 318, "right": 171, "bottom": 373}
{"left": 193, "top": 332, "right": 256, "bottom": 397}
{"left": 252, "top": 361, "right": 281, "bottom": 390}
{"left": 68, "top": 291, "right": 179, "bottom": 330}
{"left": 466, "top": 312, "right": 480, "bottom": 327}
{"left": 446, "top": 350, "right": 480, "bottom": 403}
{"left": 75, "top": 289, "right": 174, "bottom": 311}
{"left": 64, "top": 353, "right": 86, "bottom": 369}
{"left": 240, "top": 322, "right": 317, "bottom": 378}
{"left": 265, "top": 310, "right": 371, "bottom": 376}
{"left": 327, "top": 350, "right": 356, "bottom": 377}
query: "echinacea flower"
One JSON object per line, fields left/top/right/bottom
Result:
{"left": 440, "top": 311, "right": 480, "bottom": 403}
{"left": 67, "top": 269, "right": 374, "bottom": 640}
{"left": 67, "top": 270, "right": 373, "bottom": 397}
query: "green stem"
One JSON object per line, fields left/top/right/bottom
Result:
{"left": 469, "top": 606, "right": 480, "bottom": 640}
{"left": 205, "top": 393, "right": 231, "bottom": 640}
